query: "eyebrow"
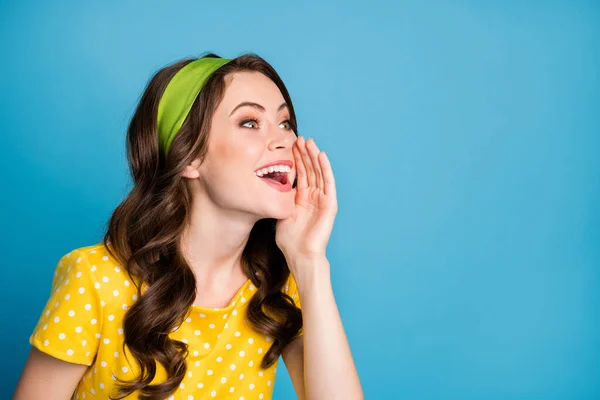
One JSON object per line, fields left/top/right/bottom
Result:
{"left": 229, "top": 101, "right": 288, "bottom": 117}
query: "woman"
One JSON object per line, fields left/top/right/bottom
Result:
{"left": 13, "top": 53, "right": 362, "bottom": 400}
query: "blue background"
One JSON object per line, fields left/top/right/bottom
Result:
{"left": 1, "top": 0, "right": 598, "bottom": 398}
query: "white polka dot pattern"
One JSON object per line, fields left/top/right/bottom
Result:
{"left": 30, "top": 248, "right": 102, "bottom": 366}
{"left": 28, "top": 242, "right": 303, "bottom": 399}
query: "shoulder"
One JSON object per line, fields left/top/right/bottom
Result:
{"left": 70, "top": 242, "right": 123, "bottom": 271}
{"left": 53, "top": 243, "right": 119, "bottom": 282}
{"left": 29, "top": 242, "right": 140, "bottom": 365}
{"left": 29, "top": 243, "right": 112, "bottom": 365}
{"left": 53, "top": 242, "right": 138, "bottom": 305}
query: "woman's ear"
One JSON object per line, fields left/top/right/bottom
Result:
{"left": 180, "top": 158, "right": 202, "bottom": 179}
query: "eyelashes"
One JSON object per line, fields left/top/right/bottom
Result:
{"left": 239, "top": 117, "right": 293, "bottom": 131}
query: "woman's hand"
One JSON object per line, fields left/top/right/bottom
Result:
{"left": 275, "top": 136, "right": 338, "bottom": 271}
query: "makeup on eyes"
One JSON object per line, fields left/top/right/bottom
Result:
{"left": 238, "top": 116, "right": 292, "bottom": 130}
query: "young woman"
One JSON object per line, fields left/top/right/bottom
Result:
{"left": 13, "top": 53, "right": 362, "bottom": 400}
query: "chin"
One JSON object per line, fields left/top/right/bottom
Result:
{"left": 267, "top": 208, "right": 294, "bottom": 220}
{"left": 261, "top": 203, "right": 294, "bottom": 220}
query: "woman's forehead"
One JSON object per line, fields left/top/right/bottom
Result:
{"left": 220, "top": 71, "right": 286, "bottom": 113}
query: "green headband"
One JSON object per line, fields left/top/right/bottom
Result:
{"left": 157, "top": 57, "right": 232, "bottom": 156}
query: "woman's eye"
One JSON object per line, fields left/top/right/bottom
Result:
{"left": 240, "top": 119, "right": 259, "bottom": 129}
{"left": 240, "top": 118, "right": 292, "bottom": 130}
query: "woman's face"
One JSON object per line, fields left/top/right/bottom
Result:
{"left": 190, "top": 71, "right": 298, "bottom": 220}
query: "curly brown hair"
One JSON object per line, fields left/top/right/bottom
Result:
{"left": 102, "top": 53, "right": 302, "bottom": 400}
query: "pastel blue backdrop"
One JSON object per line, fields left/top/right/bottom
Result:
{"left": 1, "top": 1, "right": 598, "bottom": 398}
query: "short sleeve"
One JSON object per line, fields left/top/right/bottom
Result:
{"left": 284, "top": 272, "right": 303, "bottom": 337}
{"left": 29, "top": 248, "right": 103, "bottom": 366}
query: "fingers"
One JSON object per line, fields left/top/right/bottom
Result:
{"left": 305, "top": 138, "right": 324, "bottom": 190}
{"left": 294, "top": 136, "right": 334, "bottom": 196}
{"left": 318, "top": 151, "right": 336, "bottom": 197}
{"left": 292, "top": 140, "right": 307, "bottom": 189}
{"left": 296, "top": 136, "right": 315, "bottom": 188}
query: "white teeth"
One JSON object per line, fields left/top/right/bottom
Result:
{"left": 254, "top": 165, "right": 291, "bottom": 177}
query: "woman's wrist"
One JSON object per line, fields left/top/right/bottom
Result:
{"left": 287, "top": 256, "right": 331, "bottom": 293}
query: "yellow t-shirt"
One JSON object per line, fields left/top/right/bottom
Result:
{"left": 29, "top": 243, "right": 303, "bottom": 400}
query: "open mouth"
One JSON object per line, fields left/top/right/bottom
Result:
{"left": 258, "top": 171, "right": 289, "bottom": 185}
{"left": 254, "top": 162, "right": 294, "bottom": 192}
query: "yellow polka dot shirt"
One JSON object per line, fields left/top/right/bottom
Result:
{"left": 29, "top": 243, "right": 303, "bottom": 399}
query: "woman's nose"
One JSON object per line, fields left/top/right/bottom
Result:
{"left": 267, "top": 126, "right": 295, "bottom": 150}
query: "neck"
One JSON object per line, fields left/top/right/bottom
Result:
{"left": 179, "top": 193, "right": 258, "bottom": 284}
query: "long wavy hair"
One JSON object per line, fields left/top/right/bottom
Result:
{"left": 102, "top": 53, "right": 303, "bottom": 400}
